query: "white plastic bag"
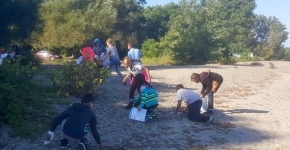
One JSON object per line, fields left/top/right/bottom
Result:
{"left": 129, "top": 107, "right": 147, "bottom": 122}
{"left": 76, "top": 56, "right": 82, "bottom": 64}
{"left": 201, "top": 97, "right": 208, "bottom": 112}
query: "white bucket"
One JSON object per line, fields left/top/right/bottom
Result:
{"left": 201, "top": 97, "right": 208, "bottom": 112}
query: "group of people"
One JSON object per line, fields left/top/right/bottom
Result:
{"left": 77, "top": 38, "right": 124, "bottom": 82}
{"left": 173, "top": 70, "right": 223, "bottom": 124}
{"left": 0, "top": 44, "right": 20, "bottom": 65}
{"left": 46, "top": 38, "right": 224, "bottom": 150}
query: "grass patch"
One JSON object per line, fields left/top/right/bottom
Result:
{"left": 141, "top": 55, "right": 175, "bottom": 66}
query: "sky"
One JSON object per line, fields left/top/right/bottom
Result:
{"left": 145, "top": 0, "right": 290, "bottom": 47}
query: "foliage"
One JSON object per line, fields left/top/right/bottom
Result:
{"left": 19, "top": 50, "right": 42, "bottom": 66}
{"left": 141, "top": 55, "right": 174, "bottom": 65}
{"left": 142, "top": 3, "right": 179, "bottom": 40}
{"left": 0, "top": 0, "right": 43, "bottom": 47}
{"left": 49, "top": 61, "right": 110, "bottom": 97}
{"left": 253, "top": 15, "right": 289, "bottom": 59}
{"left": 141, "top": 39, "right": 161, "bottom": 57}
{"left": 0, "top": 57, "right": 54, "bottom": 138}
{"left": 168, "top": 1, "right": 214, "bottom": 64}
{"left": 1, "top": 0, "right": 289, "bottom": 64}
{"left": 218, "top": 57, "right": 237, "bottom": 65}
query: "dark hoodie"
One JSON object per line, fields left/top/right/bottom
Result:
{"left": 199, "top": 71, "right": 223, "bottom": 95}
{"left": 49, "top": 103, "right": 101, "bottom": 144}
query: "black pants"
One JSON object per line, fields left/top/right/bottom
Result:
{"left": 129, "top": 74, "right": 144, "bottom": 99}
{"left": 188, "top": 100, "right": 210, "bottom": 123}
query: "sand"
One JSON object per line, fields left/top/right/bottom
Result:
{"left": 1, "top": 61, "right": 290, "bottom": 150}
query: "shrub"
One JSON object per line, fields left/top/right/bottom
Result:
{"left": 49, "top": 61, "right": 110, "bottom": 97}
{"left": 218, "top": 57, "right": 236, "bottom": 65}
{"left": 20, "top": 50, "right": 41, "bottom": 66}
{"left": 0, "top": 57, "right": 53, "bottom": 138}
{"left": 141, "top": 39, "right": 161, "bottom": 58}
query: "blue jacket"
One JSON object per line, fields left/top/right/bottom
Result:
{"left": 49, "top": 103, "right": 101, "bottom": 144}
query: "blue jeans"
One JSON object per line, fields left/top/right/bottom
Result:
{"left": 207, "top": 91, "right": 214, "bottom": 109}
{"left": 188, "top": 100, "right": 210, "bottom": 123}
{"left": 109, "top": 64, "right": 123, "bottom": 79}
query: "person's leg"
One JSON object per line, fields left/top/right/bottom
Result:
{"left": 188, "top": 100, "right": 210, "bottom": 123}
{"left": 144, "top": 104, "right": 158, "bottom": 120}
{"left": 125, "top": 75, "right": 139, "bottom": 109}
{"left": 78, "top": 137, "right": 89, "bottom": 150}
{"left": 114, "top": 64, "right": 123, "bottom": 80}
{"left": 207, "top": 91, "right": 214, "bottom": 113}
{"left": 60, "top": 119, "right": 70, "bottom": 149}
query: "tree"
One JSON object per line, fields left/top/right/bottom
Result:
{"left": 253, "top": 15, "right": 289, "bottom": 59}
{"left": 0, "top": 0, "right": 43, "bottom": 47}
{"left": 167, "top": 0, "right": 214, "bottom": 64}
{"left": 142, "top": 3, "right": 179, "bottom": 41}
{"left": 203, "top": 0, "right": 257, "bottom": 57}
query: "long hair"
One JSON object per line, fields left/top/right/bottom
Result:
{"left": 134, "top": 74, "right": 153, "bottom": 95}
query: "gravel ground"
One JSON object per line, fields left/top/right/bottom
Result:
{"left": 1, "top": 61, "right": 290, "bottom": 150}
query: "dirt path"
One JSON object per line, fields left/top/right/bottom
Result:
{"left": 1, "top": 61, "right": 290, "bottom": 150}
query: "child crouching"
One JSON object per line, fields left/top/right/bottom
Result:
{"left": 131, "top": 73, "right": 158, "bottom": 121}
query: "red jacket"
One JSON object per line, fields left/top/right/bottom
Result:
{"left": 82, "top": 47, "right": 95, "bottom": 62}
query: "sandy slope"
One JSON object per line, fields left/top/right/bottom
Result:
{"left": 0, "top": 61, "right": 289, "bottom": 150}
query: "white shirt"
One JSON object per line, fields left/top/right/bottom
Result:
{"left": 127, "top": 64, "right": 143, "bottom": 76}
{"left": 176, "top": 89, "right": 201, "bottom": 104}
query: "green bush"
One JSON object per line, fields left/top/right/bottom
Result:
{"left": 50, "top": 61, "right": 110, "bottom": 97}
{"left": 141, "top": 39, "right": 162, "bottom": 58}
{"left": 218, "top": 57, "right": 236, "bottom": 65}
{"left": 0, "top": 57, "right": 53, "bottom": 138}
{"left": 20, "top": 50, "right": 42, "bottom": 66}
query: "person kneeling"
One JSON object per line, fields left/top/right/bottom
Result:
{"left": 46, "top": 93, "right": 104, "bottom": 150}
{"left": 131, "top": 74, "right": 158, "bottom": 121}
{"left": 174, "top": 84, "right": 213, "bottom": 124}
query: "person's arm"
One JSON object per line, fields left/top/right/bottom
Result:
{"left": 105, "top": 47, "right": 110, "bottom": 60}
{"left": 174, "top": 101, "right": 182, "bottom": 115}
{"left": 49, "top": 108, "right": 70, "bottom": 132}
{"left": 202, "top": 78, "right": 212, "bottom": 96}
{"left": 143, "top": 66, "right": 151, "bottom": 82}
{"left": 200, "top": 84, "right": 206, "bottom": 97}
{"left": 183, "top": 103, "right": 189, "bottom": 113}
{"left": 89, "top": 114, "right": 102, "bottom": 145}
{"left": 122, "top": 71, "right": 132, "bottom": 83}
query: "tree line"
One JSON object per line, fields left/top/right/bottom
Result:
{"left": 1, "top": 0, "right": 289, "bottom": 64}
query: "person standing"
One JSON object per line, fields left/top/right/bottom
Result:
{"left": 127, "top": 42, "right": 142, "bottom": 65}
{"left": 122, "top": 57, "right": 151, "bottom": 109}
{"left": 191, "top": 70, "right": 223, "bottom": 114}
{"left": 105, "top": 38, "right": 123, "bottom": 81}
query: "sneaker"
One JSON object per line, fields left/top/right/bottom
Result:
{"left": 60, "top": 139, "right": 70, "bottom": 149}
{"left": 205, "top": 116, "right": 214, "bottom": 125}
{"left": 125, "top": 102, "right": 133, "bottom": 109}
{"left": 77, "top": 138, "right": 88, "bottom": 150}
{"left": 146, "top": 113, "right": 157, "bottom": 121}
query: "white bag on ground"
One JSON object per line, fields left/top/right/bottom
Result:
{"left": 76, "top": 56, "right": 82, "bottom": 65}
{"left": 129, "top": 107, "right": 147, "bottom": 122}
{"left": 201, "top": 97, "right": 208, "bottom": 112}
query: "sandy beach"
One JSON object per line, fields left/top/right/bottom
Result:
{"left": 1, "top": 61, "right": 290, "bottom": 150}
